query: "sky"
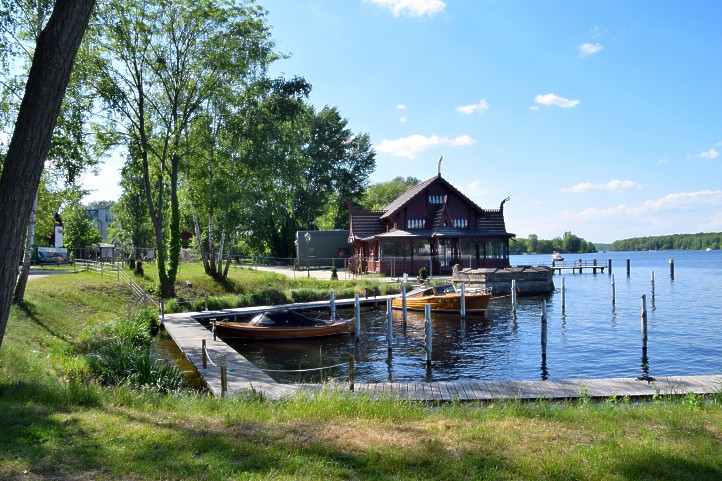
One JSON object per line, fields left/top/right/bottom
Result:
{"left": 80, "top": 0, "right": 722, "bottom": 243}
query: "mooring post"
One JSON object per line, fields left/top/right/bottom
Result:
{"left": 611, "top": 274, "right": 616, "bottom": 308}
{"left": 401, "top": 278, "right": 408, "bottom": 323}
{"left": 669, "top": 258, "right": 675, "bottom": 280}
{"left": 641, "top": 294, "right": 648, "bottom": 322}
{"left": 541, "top": 299, "right": 547, "bottom": 323}
{"left": 348, "top": 353, "right": 355, "bottom": 392}
{"left": 459, "top": 282, "right": 466, "bottom": 318}
{"left": 219, "top": 354, "right": 228, "bottom": 398}
{"left": 330, "top": 290, "right": 336, "bottom": 321}
{"left": 608, "top": 259, "right": 612, "bottom": 275}
{"left": 212, "top": 319, "right": 217, "bottom": 341}
{"left": 541, "top": 303, "right": 548, "bottom": 355}
{"left": 353, "top": 294, "right": 361, "bottom": 340}
{"left": 386, "top": 298, "right": 393, "bottom": 353}
{"left": 561, "top": 276, "right": 566, "bottom": 315}
{"left": 202, "top": 339, "right": 207, "bottom": 369}
{"left": 511, "top": 279, "right": 517, "bottom": 315}
{"left": 626, "top": 259, "right": 631, "bottom": 277}
{"left": 593, "top": 258, "right": 598, "bottom": 275}
{"left": 424, "top": 304, "right": 432, "bottom": 368}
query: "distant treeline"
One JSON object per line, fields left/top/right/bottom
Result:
{"left": 610, "top": 233, "right": 722, "bottom": 251}
{"left": 510, "top": 232, "right": 597, "bottom": 255}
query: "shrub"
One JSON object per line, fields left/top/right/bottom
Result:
{"left": 76, "top": 308, "right": 183, "bottom": 393}
{"left": 290, "top": 287, "right": 326, "bottom": 303}
{"left": 418, "top": 266, "right": 429, "bottom": 280}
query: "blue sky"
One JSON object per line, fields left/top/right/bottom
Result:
{"left": 82, "top": 0, "right": 722, "bottom": 243}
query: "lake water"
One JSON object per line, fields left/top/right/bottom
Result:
{"left": 223, "top": 250, "right": 722, "bottom": 384}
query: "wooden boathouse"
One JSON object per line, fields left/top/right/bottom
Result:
{"left": 348, "top": 173, "right": 514, "bottom": 276}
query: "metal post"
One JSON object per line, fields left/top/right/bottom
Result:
{"left": 424, "top": 304, "right": 432, "bottom": 368}
{"left": 669, "top": 258, "right": 675, "bottom": 280}
{"left": 626, "top": 258, "right": 631, "bottom": 277}
{"left": 386, "top": 298, "right": 393, "bottom": 353}
{"left": 651, "top": 271, "right": 656, "bottom": 304}
{"left": 611, "top": 274, "right": 616, "bottom": 308}
{"left": 202, "top": 339, "right": 207, "bottom": 369}
{"left": 608, "top": 258, "right": 612, "bottom": 275}
{"left": 348, "top": 353, "right": 355, "bottom": 391}
{"left": 511, "top": 279, "right": 517, "bottom": 315}
{"left": 561, "top": 276, "right": 566, "bottom": 315}
{"left": 330, "top": 290, "right": 336, "bottom": 321}
{"left": 213, "top": 319, "right": 217, "bottom": 341}
{"left": 353, "top": 294, "right": 361, "bottom": 340}
{"left": 459, "top": 282, "right": 466, "bottom": 318}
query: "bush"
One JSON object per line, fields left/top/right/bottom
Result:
{"left": 249, "top": 287, "right": 290, "bottom": 306}
{"left": 418, "top": 266, "right": 429, "bottom": 280}
{"left": 76, "top": 308, "right": 183, "bottom": 393}
{"left": 290, "top": 287, "right": 326, "bottom": 303}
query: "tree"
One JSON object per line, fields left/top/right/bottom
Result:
{"left": 95, "top": 0, "right": 276, "bottom": 297}
{"left": 0, "top": 0, "right": 94, "bottom": 348}
{"left": 361, "top": 176, "right": 419, "bottom": 211}
{"left": 62, "top": 202, "right": 101, "bottom": 251}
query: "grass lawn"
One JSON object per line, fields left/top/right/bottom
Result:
{"left": 1, "top": 272, "right": 722, "bottom": 480}
{"left": 130, "top": 261, "right": 399, "bottom": 312}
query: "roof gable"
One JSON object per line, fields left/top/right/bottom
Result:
{"left": 380, "top": 175, "right": 489, "bottom": 219}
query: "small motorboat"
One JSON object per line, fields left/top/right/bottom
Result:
{"left": 392, "top": 284, "right": 491, "bottom": 313}
{"left": 706, "top": 247, "right": 713, "bottom": 252}
{"left": 215, "top": 309, "right": 352, "bottom": 340}
{"left": 551, "top": 252, "right": 564, "bottom": 262}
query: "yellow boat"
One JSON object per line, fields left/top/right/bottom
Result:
{"left": 392, "top": 284, "right": 491, "bottom": 313}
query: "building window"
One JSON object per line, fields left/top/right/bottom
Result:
{"left": 452, "top": 218, "right": 467, "bottom": 228}
{"left": 407, "top": 218, "right": 426, "bottom": 229}
{"left": 428, "top": 194, "right": 443, "bottom": 205}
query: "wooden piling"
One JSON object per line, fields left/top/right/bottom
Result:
{"left": 424, "top": 304, "right": 432, "bottom": 368}
{"left": 353, "top": 294, "right": 361, "bottom": 340}
{"left": 348, "top": 353, "right": 355, "bottom": 391}
{"left": 401, "top": 277, "right": 408, "bottom": 323}
{"left": 561, "top": 276, "right": 566, "bottom": 315}
{"left": 651, "top": 271, "right": 656, "bottom": 298}
{"left": 202, "top": 339, "right": 207, "bottom": 369}
{"left": 611, "top": 274, "right": 616, "bottom": 308}
{"left": 330, "top": 290, "right": 336, "bottom": 321}
{"left": 608, "top": 259, "right": 612, "bottom": 275}
{"left": 459, "top": 282, "right": 466, "bottom": 318}
{"left": 386, "top": 298, "right": 393, "bottom": 353}
{"left": 212, "top": 319, "right": 217, "bottom": 341}
{"left": 626, "top": 259, "right": 631, "bottom": 277}
{"left": 669, "top": 258, "right": 675, "bottom": 280}
{"left": 641, "top": 294, "right": 648, "bottom": 322}
{"left": 220, "top": 354, "right": 228, "bottom": 398}
{"left": 541, "top": 299, "right": 547, "bottom": 322}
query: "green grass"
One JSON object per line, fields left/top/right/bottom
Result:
{"left": 2, "top": 272, "right": 722, "bottom": 480}
{"left": 131, "top": 261, "right": 399, "bottom": 313}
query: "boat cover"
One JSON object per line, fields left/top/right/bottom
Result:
{"left": 249, "top": 309, "right": 329, "bottom": 327}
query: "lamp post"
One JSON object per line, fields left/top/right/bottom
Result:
{"left": 304, "top": 232, "right": 312, "bottom": 278}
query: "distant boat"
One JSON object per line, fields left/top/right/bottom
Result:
{"left": 706, "top": 247, "right": 713, "bottom": 252}
{"left": 551, "top": 252, "right": 564, "bottom": 262}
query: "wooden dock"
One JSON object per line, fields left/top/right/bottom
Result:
{"left": 163, "top": 309, "right": 721, "bottom": 401}
{"left": 550, "top": 261, "right": 606, "bottom": 274}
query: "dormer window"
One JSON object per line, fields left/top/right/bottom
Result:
{"left": 407, "top": 218, "right": 427, "bottom": 229}
{"left": 428, "top": 194, "right": 443, "bottom": 205}
{"left": 452, "top": 218, "right": 468, "bottom": 229}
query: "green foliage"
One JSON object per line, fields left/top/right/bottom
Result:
{"left": 76, "top": 309, "right": 182, "bottom": 393}
{"left": 611, "top": 232, "right": 722, "bottom": 251}
{"left": 510, "top": 231, "right": 597, "bottom": 254}
{"left": 361, "top": 176, "right": 420, "bottom": 211}
{"left": 418, "top": 265, "right": 429, "bottom": 279}
{"left": 62, "top": 202, "right": 101, "bottom": 250}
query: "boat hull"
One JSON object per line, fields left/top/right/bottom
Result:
{"left": 215, "top": 319, "right": 353, "bottom": 340}
{"left": 392, "top": 293, "right": 490, "bottom": 313}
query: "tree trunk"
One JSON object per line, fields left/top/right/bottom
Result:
{"left": 13, "top": 194, "right": 38, "bottom": 304}
{"left": 0, "top": 0, "right": 95, "bottom": 348}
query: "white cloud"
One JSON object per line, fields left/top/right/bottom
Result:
{"left": 579, "top": 42, "right": 604, "bottom": 57}
{"left": 396, "top": 104, "right": 407, "bottom": 111}
{"left": 561, "top": 179, "right": 640, "bottom": 193}
{"left": 456, "top": 99, "right": 489, "bottom": 115}
{"left": 534, "top": 93, "right": 580, "bottom": 109}
{"left": 367, "top": 0, "right": 446, "bottom": 17}
{"left": 700, "top": 148, "right": 719, "bottom": 160}
{"left": 376, "top": 133, "right": 475, "bottom": 159}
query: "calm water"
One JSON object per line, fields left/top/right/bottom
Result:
{"left": 222, "top": 250, "right": 722, "bottom": 383}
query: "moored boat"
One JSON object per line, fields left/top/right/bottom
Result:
{"left": 215, "top": 309, "right": 352, "bottom": 340}
{"left": 551, "top": 252, "right": 564, "bottom": 262}
{"left": 392, "top": 284, "right": 491, "bottom": 313}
